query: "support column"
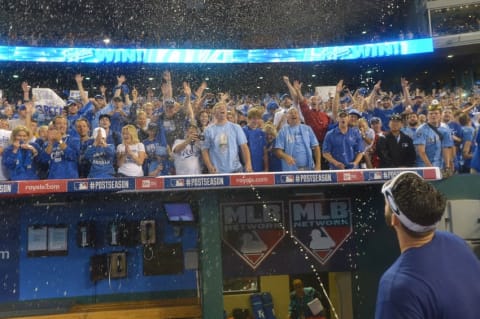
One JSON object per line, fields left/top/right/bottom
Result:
{"left": 198, "top": 192, "right": 224, "bottom": 319}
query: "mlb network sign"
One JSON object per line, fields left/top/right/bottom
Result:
{"left": 221, "top": 201, "right": 285, "bottom": 270}
{"left": 289, "top": 198, "right": 352, "bottom": 264}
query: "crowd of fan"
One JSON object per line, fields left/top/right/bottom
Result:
{"left": 0, "top": 71, "right": 479, "bottom": 181}
{"left": 0, "top": 28, "right": 424, "bottom": 50}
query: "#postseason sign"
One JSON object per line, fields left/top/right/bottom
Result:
{"left": 221, "top": 202, "right": 285, "bottom": 270}
{"left": 289, "top": 198, "right": 352, "bottom": 264}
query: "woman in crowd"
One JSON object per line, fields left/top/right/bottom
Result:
{"left": 172, "top": 123, "right": 203, "bottom": 175}
{"left": 116, "top": 124, "right": 146, "bottom": 177}
{"left": 135, "top": 110, "right": 150, "bottom": 141}
{"left": 2, "top": 125, "right": 41, "bottom": 180}
{"left": 197, "top": 109, "right": 211, "bottom": 134}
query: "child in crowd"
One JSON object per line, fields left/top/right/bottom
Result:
{"left": 243, "top": 107, "right": 267, "bottom": 172}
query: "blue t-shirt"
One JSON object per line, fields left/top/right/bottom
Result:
{"left": 39, "top": 135, "right": 81, "bottom": 179}
{"left": 373, "top": 104, "right": 404, "bottom": 131}
{"left": 266, "top": 139, "right": 282, "bottom": 172}
{"left": 470, "top": 129, "right": 480, "bottom": 171}
{"left": 66, "top": 101, "right": 94, "bottom": 138}
{"left": 447, "top": 121, "right": 463, "bottom": 143}
{"left": 401, "top": 126, "right": 417, "bottom": 140}
{"left": 459, "top": 125, "right": 475, "bottom": 170}
{"left": 201, "top": 121, "right": 248, "bottom": 173}
{"left": 375, "top": 231, "right": 480, "bottom": 319}
{"left": 84, "top": 144, "right": 115, "bottom": 178}
{"left": 243, "top": 126, "right": 266, "bottom": 172}
{"left": 143, "top": 138, "right": 170, "bottom": 176}
{"left": 322, "top": 126, "right": 364, "bottom": 169}
{"left": 78, "top": 139, "right": 93, "bottom": 178}
{"left": 275, "top": 124, "right": 319, "bottom": 171}
{"left": 2, "top": 142, "right": 41, "bottom": 180}
{"left": 413, "top": 123, "right": 453, "bottom": 168}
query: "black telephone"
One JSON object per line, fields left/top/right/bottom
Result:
{"left": 107, "top": 220, "right": 140, "bottom": 246}
{"left": 108, "top": 252, "right": 127, "bottom": 278}
{"left": 77, "top": 221, "right": 96, "bottom": 248}
{"left": 90, "top": 254, "right": 108, "bottom": 282}
{"left": 140, "top": 220, "right": 156, "bottom": 245}
{"left": 90, "top": 252, "right": 127, "bottom": 282}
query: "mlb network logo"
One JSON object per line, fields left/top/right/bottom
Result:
{"left": 280, "top": 175, "right": 294, "bottom": 183}
{"left": 74, "top": 182, "right": 89, "bottom": 191}
{"left": 289, "top": 198, "right": 352, "bottom": 264}
{"left": 172, "top": 179, "right": 185, "bottom": 187}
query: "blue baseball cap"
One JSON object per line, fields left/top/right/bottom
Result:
{"left": 67, "top": 99, "right": 80, "bottom": 106}
{"left": 340, "top": 96, "right": 351, "bottom": 104}
{"left": 267, "top": 101, "right": 279, "bottom": 110}
{"left": 358, "top": 87, "right": 368, "bottom": 96}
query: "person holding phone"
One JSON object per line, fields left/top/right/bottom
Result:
{"left": 2, "top": 125, "right": 40, "bottom": 180}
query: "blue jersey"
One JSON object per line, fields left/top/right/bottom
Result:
{"left": 67, "top": 102, "right": 94, "bottom": 138}
{"left": 375, "top": 231, "right": 480, "bottom": 319}
{"left": 84, "top": 144, "right": 115, "bottom": 178}
{"left": 85, "top": 103, "right": 114, "bottom": 130}
{"left": 78, "top": 139, "right": 93, "bottom": 178}
{"left": 266, "top": 140, "right": 282, "bottom": 172}
{"left": 143, "top": 138, "right": 170, "bottom": 176}
{"left": 2, "top": 142, "right": 41, "bottom": 180}
{"left": 413, "top": 123, "right": 453, "bottom": 168}
{"left": 459, "top": 125, "right": 475, "bottom": 171}
{"left": 39, "top": 135, "right": 80, "bottom": 179}
{"left": 322, "top": 126, "right": 364, "bottom": 169}
{"left": 373, "top": 104, "right": 404, "bottom": 131}
{"left": 243, "top": 126, "right": 266, "bottom": 172}
{"left": 275, "top": 124, "right": 319, "bottom": 171}
{"left": 201, "top": 121, "right": 248, "bottom": 173}
{"left": 470, "top": 129, "right": 480, "bottom": 172}
{"left": 401, "top": 126, "right": 417, "bottom": 140}
{"left": 109, "top": 108, "right": 130, "bottom": 135}
{"left": 447, "top": 121, "right": 463, "bottom": 143}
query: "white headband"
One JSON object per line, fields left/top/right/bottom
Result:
{"left": 381, "top": 171, "right": 437, "bottom": 233}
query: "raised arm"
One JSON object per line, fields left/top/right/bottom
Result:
{"left": 283, "top": 76, "right": 298, "bottom": 101}
{"left": 21, "top": 81, "right": 30, "bottom": 102}
{"left": 182, "top": 82, "right": 194, "bottom": 122}
{"left": 162, "top": 71, "right": 173, "bottom": 99}
{"left": 192, "top": 81, "right": 208, "bottom": 115}
{"left": 114, "top": 75, "right": 126, "bottom": 98}
{"left": 75, "top": 74, "right": 90, "bottom": 105}
{"left": 366, "top": 80, "right": 382, "bottom": 111}
{"left": 401, "top": 77, "right": 413, "bottom": 107}
{"left": 292, "top": 80, "right": 304, "bottom": 103}
{"left": 332, "top": 79, "right": 344, "bottom": 121}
